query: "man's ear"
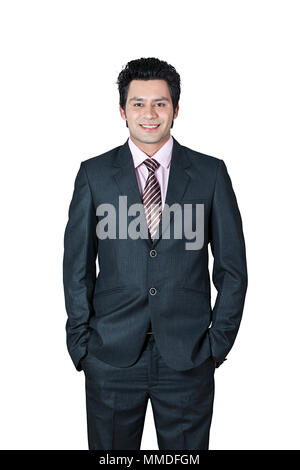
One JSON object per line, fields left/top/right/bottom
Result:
{"left": 119, "top": 105, "right": 126, "bottom": 120}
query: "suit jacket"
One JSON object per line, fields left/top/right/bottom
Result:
{"left": 63, "top": 136, "right": 248, "bottom": 372}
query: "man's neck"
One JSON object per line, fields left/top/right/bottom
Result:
{"left": 129, "top": 134, "right": 171, "bottom": 157}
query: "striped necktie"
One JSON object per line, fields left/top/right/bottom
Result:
{"left": 142, "top": 157, "right": 162, "bottom": 241}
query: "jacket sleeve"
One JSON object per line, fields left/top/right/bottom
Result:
{"left": 208, "top": 159, "right": 248, "bottom": 367}
{"left": 63, "top": 161, "right": 98, "bottom": 371}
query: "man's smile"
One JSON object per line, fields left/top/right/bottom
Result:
{"left": 139, "top": 124, "right": 160, "bottom": 131}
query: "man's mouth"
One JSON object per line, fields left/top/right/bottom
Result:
{"left": 139, "top": 124, "right": 160, "bottom": 131}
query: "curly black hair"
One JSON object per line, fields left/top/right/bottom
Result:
{"left": 116, "top": 57, "right": 181, "bottom": 116}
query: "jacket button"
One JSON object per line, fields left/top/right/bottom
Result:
{"left": 150, "top": 249, "right": 157, "bottom": 257}
{"left": 149, "top": 287, "right": 157, "bottom": 295}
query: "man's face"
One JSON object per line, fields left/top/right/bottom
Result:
{"left": 119, "top": 79, "right": 179, "bottom": 146}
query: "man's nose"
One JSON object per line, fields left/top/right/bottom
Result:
{"left": 142, "top": 106, "right": 158, "bottom": 119}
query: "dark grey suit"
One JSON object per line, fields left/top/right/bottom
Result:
{"left": 63, "top": 136, "right": 248, "bottom": 449}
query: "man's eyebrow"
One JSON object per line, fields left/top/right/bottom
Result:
{"left": 128, "top": 96, "right": 170, "bottom": 102}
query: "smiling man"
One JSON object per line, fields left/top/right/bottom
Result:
{"left": 63, "top": 57, "right": 248, "bottom": 450}
{"left": 121, "top": 78, "right": 178, "bottom": 155}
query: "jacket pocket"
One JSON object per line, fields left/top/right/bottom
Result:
{"left": 95, "top": 286, "right": 128, "bottom": 296}
{"left": 179, "top": 286, "right": 211, "bottom": 296}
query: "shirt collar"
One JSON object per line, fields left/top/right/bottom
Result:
{"left": 128, "top": 135, "right": 173, "bottom": 170}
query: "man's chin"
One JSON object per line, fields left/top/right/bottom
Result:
{"left": 131, "top": 130, "right": 168, "bottom": 144}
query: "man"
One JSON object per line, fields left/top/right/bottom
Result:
{"left": 63, "top": 57, "right": 248, "bottom": 450}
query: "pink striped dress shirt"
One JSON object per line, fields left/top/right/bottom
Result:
{"left": 128, "top": 135, "right": 174, "bottom": 212}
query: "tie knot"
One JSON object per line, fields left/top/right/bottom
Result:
{"left": 143, "top": 157, "right": 160, "bottom": 173}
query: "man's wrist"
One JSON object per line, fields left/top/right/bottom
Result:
{"left": 212, "top": 355, "right": 218, "bottom": 366}
{"left": 212, "top": 356, "right": 227, "bottom": 368}
{"left": 79, "top": 353, "right": 87, "bottom": 366}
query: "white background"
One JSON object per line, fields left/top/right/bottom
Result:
{"left": 1, "top": 0, "right": 299, "bottom": 450}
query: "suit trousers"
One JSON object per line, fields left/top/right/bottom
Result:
{"left": 81, "top": 333, "right": 215, "bottom": 450}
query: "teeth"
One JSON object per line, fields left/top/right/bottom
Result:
{"left": 141, "top": 125, "right": 159, "bottom": 128}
